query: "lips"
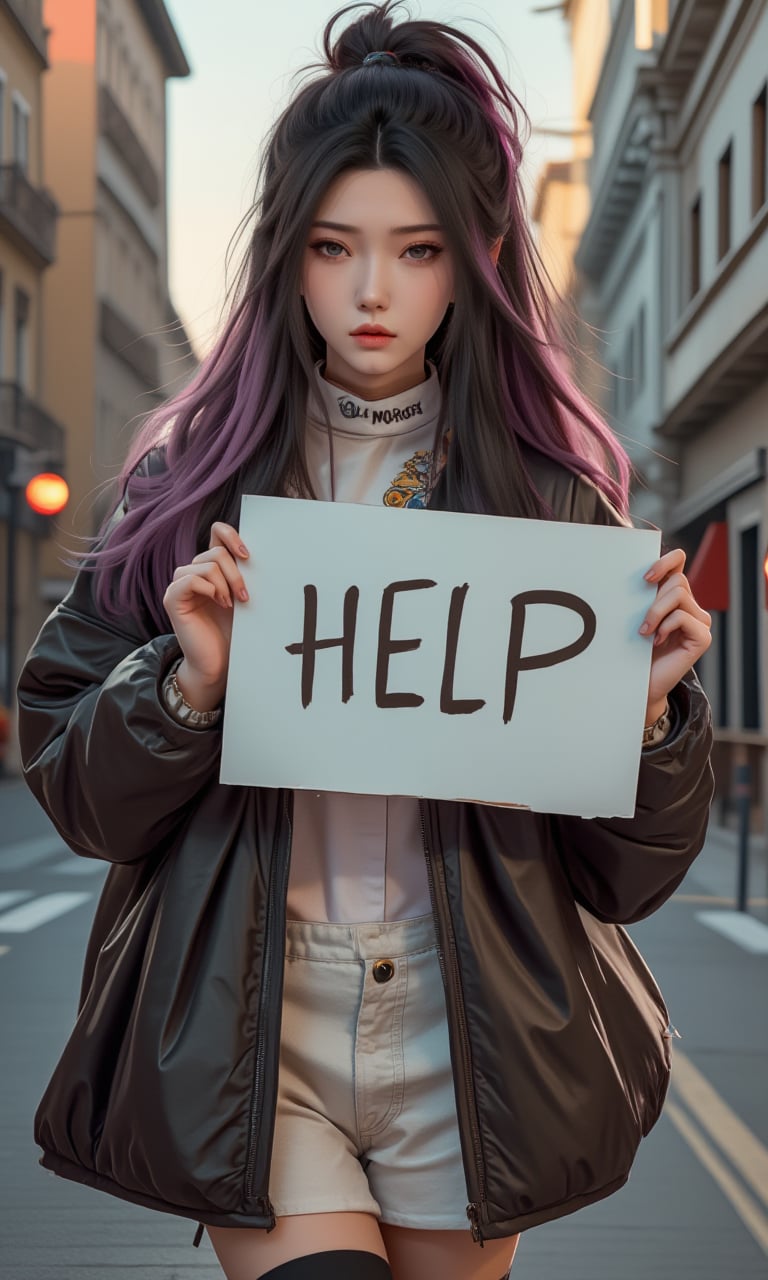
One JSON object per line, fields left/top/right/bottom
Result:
{"left": 350, "top": 325, "right": 396, "bottom": 336}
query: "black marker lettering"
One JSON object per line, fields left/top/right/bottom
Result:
{"left": 503, "top": 590, "right": 596, "bottom": 724}
{"left": 440, "top": 583, "right": 485, "bottom": 715}
{"left": 285, "top": 584, "right": 359, "bottom": 708}
{"left": 376, "top": 579, "right": 437, "bottom": 708}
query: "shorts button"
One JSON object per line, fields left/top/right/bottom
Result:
{"left": 372, "top": 958, "right": 395, "bottom": 983}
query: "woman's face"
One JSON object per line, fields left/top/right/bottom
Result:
{"left": 301, "top": 167, "right": 454, "bottom": 399}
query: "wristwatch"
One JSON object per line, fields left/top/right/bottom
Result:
{"left": 642, "top": 701, "right": 672, "bottom": 748}
{"left": 161, "top": 659, "right": 223, "bottom": 729}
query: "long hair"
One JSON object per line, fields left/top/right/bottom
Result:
{"left": 93, "top": 0, "right": 632, "bottom": 630}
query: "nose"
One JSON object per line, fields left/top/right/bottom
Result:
{"left": 355, "top": 254, "right": 390, "bottom": 310}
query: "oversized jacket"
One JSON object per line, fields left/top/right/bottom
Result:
{"left": 17, "top": 445, "right": 714, "bottom": 1245}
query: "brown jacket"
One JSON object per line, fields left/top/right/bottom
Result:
{"left": 17, "top": 448, "right": 713, "bottom": 1243}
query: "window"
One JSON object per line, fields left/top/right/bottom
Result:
{"left": 14, "top": 287, "right": 30, "bottom": 390}
{"left": 636, "top": 303, "right": 645, "bottom": 392}
{"left": 718, "top": 142, "right": 732, "bottom": 261}
{"left": 12, "top": 92, "right": 30, "bottom": 172}
{"left": 624, "top": 329, "right": 634, "bottom": 405}
{"left": 606, "top": 361, "right": 617, "bottom": 420}
{"left": 0, "top": 73, "right": 5, "bottom": 165}
{"left": 740, "top": 525, "right": 760, "bottom": 730}
{"left": 752, "top": 83, "right": 767, "bottom": 217}
{"left": 690, "top": 195, "right": 701, "bottom": 298}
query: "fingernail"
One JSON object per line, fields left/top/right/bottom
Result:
{"left": 639, "top": 622, "right": 650, "bottom": 634}
{"left": 238, "top": 587, "right": 249, "bottom": 602}
{"left": 238, "top": 543, "right": 249, "bottom": 558}
{"left": 644, "top": 570, "right": 655, "bottom": 581}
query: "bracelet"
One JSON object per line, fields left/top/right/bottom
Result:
{"left": 162, "top": 659, "right": 223, "bottom": 729}
{"left": 642, "top": 701, "right": 671, "bottom": 748}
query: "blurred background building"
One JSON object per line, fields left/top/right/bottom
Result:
{"left": 533, "top": 0, "right": 767, "bottom": 841}
{"left": 0, "top": 0, "right": 196, "bottom": 742}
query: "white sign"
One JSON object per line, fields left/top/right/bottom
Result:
{"left": 220, "top": 497, "right": 661, "bottom": 817}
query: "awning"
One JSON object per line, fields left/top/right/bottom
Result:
{"left": 688, "top": 521, "right": 729, "bottom": 611}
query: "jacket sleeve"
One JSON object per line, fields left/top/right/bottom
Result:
{"left": 16, "top": 469, "right": 223, "bottom": 865}
{"left": 550, "top": 469, "right": 715, "bottom": 925}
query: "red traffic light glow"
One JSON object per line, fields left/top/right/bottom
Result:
{"left": 25, "top": 472, "right": 69, "bottom": 516}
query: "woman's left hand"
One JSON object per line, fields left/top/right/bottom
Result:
{"left": 640, "top": 548, "right": 712, "bottom": 719}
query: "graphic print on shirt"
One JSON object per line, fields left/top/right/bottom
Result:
{"left": 383, "top": 430, "right": 452, "bottom": 508}
{"left": 337, "top": 393, "right": 425, "bottom": 425}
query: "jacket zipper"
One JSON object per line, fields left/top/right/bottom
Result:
{"left": 242, "top": 789, "right": 293, "bottom": 1229}
{"left": 418, "top": 799, "right": 488, "bottom": 1246}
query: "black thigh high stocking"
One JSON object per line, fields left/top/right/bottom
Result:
{"left": 258, "top": 1250, "right": 392, "bottom": 1279}
{"left": 256, "top": 1247, "right": 514, "bottom": 1278}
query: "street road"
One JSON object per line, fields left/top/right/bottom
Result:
{"left": 1, "top": 776, "right": 766, "bottom": 1280}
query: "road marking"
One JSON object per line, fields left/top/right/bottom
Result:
{"left": 0, "top": 890, "right": 35, "bottom": 911}
{"left": 0, "top": 834, "right": 67, "bottom": 871}
{"left": 49, "top": 858, "right": 107, "bottom": 876}
{"left": 695, "top": 910, "right": 768, "bottom": 954}
{"left": 665, "top": 1101, "right": 768, "bottom": 1254}
{"left": 0, "top": 892, "right": 92, "bottom": 932}
{"left": 674, "top": 893, "right": 768, "bottom": 906}
{"left": 671, "top": 1049, "right": 768, "bottom": 1210}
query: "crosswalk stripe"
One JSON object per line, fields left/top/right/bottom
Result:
{"left": 0, "top": 891, "right": 35, "bottom": 911}
{"left": 0, "top": 892, "right": 93, "bottom": 932}
{"left": 0, "top": 835, "right": 67, "bottom": 871}
{"left": 695, "top": 910, "right": 768, "bottom": 954}
{"left": 49, "top": 858, "right": 107, "bottom": 876}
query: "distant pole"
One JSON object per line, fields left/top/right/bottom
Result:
{"left": 3, "top": 481, "right": 18, "bottom": 708}
{"left": 734, "top": 761, "right": 751, "bottom": 913}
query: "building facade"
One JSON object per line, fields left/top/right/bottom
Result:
{"left": 0, "top": 0, "right": 63, "bottom": 713}
{"left": 41, "top": 0, "right": 195, "bottom": 591}
{"left": 1, "top": 0, "right": 196, "bottom": 764}
{"left": 533, "top": 0, "right": 767, "bottom": 834}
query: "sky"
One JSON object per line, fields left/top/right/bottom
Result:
{"left": 161, "top": 1, "right": 574, "bottom": 357}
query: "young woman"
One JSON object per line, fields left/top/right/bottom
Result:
{"left": 17, "top": 4, "right": 714, "bottom": 1279}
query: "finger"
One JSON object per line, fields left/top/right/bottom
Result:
{"left": 641, "top": 582, "right": 711, "bottom": 632}
{"left": 652, "top": 610, "right": 712, "bottom": 651}
{"left": 171, "top": 561, "right": 233, "bottom": 608}
{"left": 163, "top": 574, "right": 218, "bottom": 611}
{"left": 191, "top": 545, "right": 249, "bottom": 603}
{"left": 644, "top": 548, "right": 686, "bottom": 583}
{"left": 210, "top": 521, "right": 249, "bottom": 559}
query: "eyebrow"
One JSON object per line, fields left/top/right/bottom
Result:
{"left": 310, "top": 220, "right": 444, "bottom": 234}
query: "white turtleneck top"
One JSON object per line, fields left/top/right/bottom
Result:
{"left": 285, "top": 360, "right": 447, "bottom": 924}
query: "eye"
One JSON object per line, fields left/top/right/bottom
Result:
{"left": 310, "top": 240, "right": 348, "bottom": 259}
{"left": 403, "top": 243, "right": 443, "bottom": 261}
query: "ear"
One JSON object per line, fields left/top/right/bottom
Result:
{"left": 489, "top": 237, "right": 502, "bottom": 267}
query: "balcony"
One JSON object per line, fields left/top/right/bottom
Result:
{"left": 0, "top": 381, "right": 65, "bottom": 459}
{"left": 0, "top": 164, "right": 58, "bottom": 267}
{"left": 660, "top": 203, "right": 768, "bottom": 437}
{"left": 0, "top": 0, "right": 48, "bottom": 65}
{"left": 100, "top": 298, "right": 160, "bottom": 390}
{"left": 660, "top": 0, "right": 727, "bottom": 97}
{"left": 574, "top": 102, "right": 661, "bottom": 279}
{"left": 98, "top": 85, "right": 160, "bottom": 208}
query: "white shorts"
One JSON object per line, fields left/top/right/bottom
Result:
{"left": 269, "top": 913, "right": 470, "bottom": 1230}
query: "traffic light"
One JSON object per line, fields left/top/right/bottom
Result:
{"left": 25, "top": 471, "right": 69, "bottom": 516}
{"left": 4, "top": 447, "right": 68, "bottom": 526}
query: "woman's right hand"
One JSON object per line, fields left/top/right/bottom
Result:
{"left": 162, "top": 522, "right": 249, "bottom": 711}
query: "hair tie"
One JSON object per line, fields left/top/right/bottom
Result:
{"left": 362, "top": 50, "right": 400, "bottom": 66}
